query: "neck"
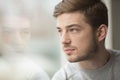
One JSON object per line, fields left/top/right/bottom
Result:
{"left": 78, "top": 47, "right": 110, "bottom": 70}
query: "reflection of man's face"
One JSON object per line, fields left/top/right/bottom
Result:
{"left": 0, "top": 16, "right": 31, "bottom": 54}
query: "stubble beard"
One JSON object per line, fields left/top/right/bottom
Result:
{"left": 67, "top": 39, "right": 99, "bottom": 63}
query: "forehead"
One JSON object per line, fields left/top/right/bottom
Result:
{"left": 56, "top": 12, "right": 87, "bottom": 27}
{"left": 2, "top": 16, "right": 30, "bottom": 29}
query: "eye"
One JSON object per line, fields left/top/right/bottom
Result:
{"left": 69, "top": 28, "right": 79, "bottom": 33}
{"left": 22, "top": 30, "right": 30, "bottom": 34}
{"left": 57, "top": 29, "right": 63, "bottom": 36}
{"left": 21, "top": 29, "right": 30, "bottom": 35}
{"left": 2, "top": 29, "right": 13, "bottom": 35}
{"left": 57, "top": 29, "right": 62, "bottom": 33}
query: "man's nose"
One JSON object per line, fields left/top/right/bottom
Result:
{"left": 61, "top": 32, "right": 71, "bottom": 44}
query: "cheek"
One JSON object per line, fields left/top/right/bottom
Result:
{"left": 1, "top": 35, "right": 11, "bottom": 44}
{"left": 71, "top": 32, "right": 95, "bottom": 49}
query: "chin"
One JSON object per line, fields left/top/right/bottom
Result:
{"left": 67, "top": 55, "right": 89, "bottom": 62}
{"left": 67, "top": 56, "right": 80, "bottom": 62}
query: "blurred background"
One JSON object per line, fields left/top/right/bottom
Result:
{"left": 0, "top": 0, "right": 119, "bottom": 79}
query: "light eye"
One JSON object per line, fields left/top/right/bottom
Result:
{"left": 22, "top": 30, "right": 30, "bottom": 34}
{"left": 57, "top": 29, "right": 63, "bottom": 36}
{"left": 21, "top": 28, "right": 30, "bottom": 35}
{"left": 2, "top": 29, "right": 12, "bottom": 34}
{"left": 69, "top": 28, "right": 79, "bottom": 33}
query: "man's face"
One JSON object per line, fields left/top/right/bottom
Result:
{"left": 56, "top": 12, "right": 99, "bottom": 62}
{"left": 0, "top": 16, "right": 30, "bottom": 54}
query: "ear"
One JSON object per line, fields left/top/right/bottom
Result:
{"left": 96, "top": 24, "right": 108, "bottom": 42}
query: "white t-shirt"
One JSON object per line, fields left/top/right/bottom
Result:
{"left": 0, "top": 54, "right": 50, "bottom": 80}
{"left": 52, "top": 50, "right": 120, "bottom": 80}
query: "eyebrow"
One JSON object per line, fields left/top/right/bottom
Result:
{"left": 57, "top": 24, "right": 80, "bottom": 29}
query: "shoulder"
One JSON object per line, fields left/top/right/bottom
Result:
{"left": 109, "top": 49, "right": 120, "bottom": 79}
{"left": 109, "top": 49, "right": 120, "bottom": 60}
{"left": 52, "top": 62, "right": 79, "bottom": 80}
{"left": 15, "top": 57, "right": 50, "bottom": 80}
{"left": 109, "top": 49, "right": 120, "bottom": 68}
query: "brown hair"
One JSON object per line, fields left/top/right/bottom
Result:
{"left": 53, "top": 0, "right": 108, "bottom": 28}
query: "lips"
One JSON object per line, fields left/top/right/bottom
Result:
{"left": 64, "top": 48, "right": 75, "bottom": 55}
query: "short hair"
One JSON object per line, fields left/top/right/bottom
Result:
{"left": 53, "top": 0, "right": 108, "bottom": 28}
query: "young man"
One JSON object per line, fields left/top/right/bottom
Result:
{"left": 0, "top": 15, "right": 50, "bottom": 80}
{"left": 52, "top": 0, "right": 120, "bottom": 80}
